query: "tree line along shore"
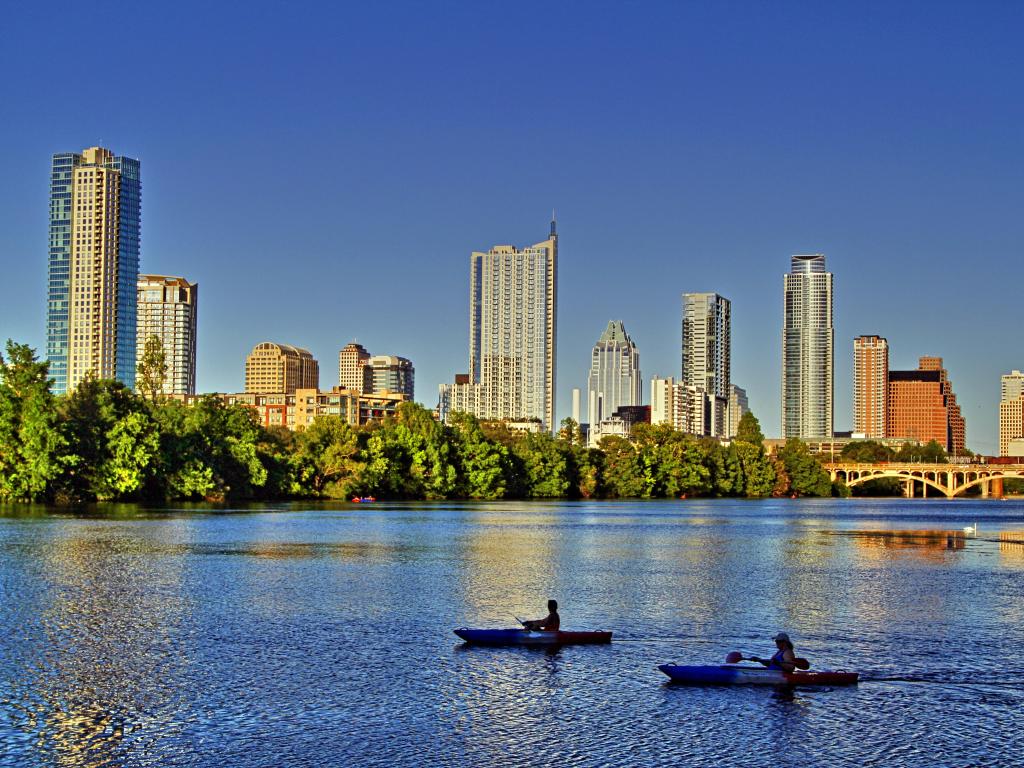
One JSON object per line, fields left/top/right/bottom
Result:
{"left": 1, "top": 341, "right": 956, "bottom": 504}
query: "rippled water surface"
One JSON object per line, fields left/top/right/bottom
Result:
{"left": 2, "top": 498, "right": 1024, "bottom": 767}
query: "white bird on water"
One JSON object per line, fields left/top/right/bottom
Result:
{"left": 963, "top": 522, "right": 978, "bottom": 535}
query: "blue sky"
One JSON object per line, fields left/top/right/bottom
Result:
{"left": 1, "top": 1, "right": 1021, "bottom": 451}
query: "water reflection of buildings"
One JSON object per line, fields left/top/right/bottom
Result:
{"left": 454, "top": 508, "right": 560, "bottom": 625}
{"left": 24, "top": 522, "right": 189, "bottom": 767}
{"left": 849, "top": 529, "right": 967, "bottom": 556}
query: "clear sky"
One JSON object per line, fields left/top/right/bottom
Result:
{"left": 1, "top": 1, "right": 1021, "bottom": 452}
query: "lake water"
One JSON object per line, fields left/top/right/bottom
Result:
{"left": 1, "top": 498, "right": 1023, "bottom": 767}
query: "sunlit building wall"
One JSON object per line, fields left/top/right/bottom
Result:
{"left": 245, "top": 342, "right": 319, "bottom": 394}
{"left": 49, "top": 146, "right": 141, "bottom": 393}
{"left": 136, "top": 275, "right": 198, "bottom": 395}
{"left": 853, "top": 335, "right": 888, "bottom": 438}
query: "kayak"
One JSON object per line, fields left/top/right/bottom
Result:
{"left": 454, "top": 628, "right": 613, "bottom": 646}
{"left": 658, "top": 664, "right": 858, "bottom": 686}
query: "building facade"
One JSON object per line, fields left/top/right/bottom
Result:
{"left": 650, "top": 376, "right": 712, "bottom": 436}
{"left": 366, "top": 355, "right": 414, "bottom": 398}
{"left": 886, "top": 357, "right": 965, "bottom": 454}
{"left": 999, "top": 370, "right": 1024, "bottom": 456}
{"left": 725, "top": 384, "right": 749, "bottom": 440}
{"left": 181, "top": 387, "right": 407, "bottom": 431}
{"left": 442, "top": 219, "right": 557, "bottom": 429}
{"left": 586, "top": 320, "right": 642, "bottom": 427}
{"left": 853, "top": 335, "right": 889, "bottom": 439}
{"left": 245, "top": 342, "right": 319, "bottom": 394}
{"left": 782, "top": 254, "right": 834, "bottom": 439}
{"left": 48, "top": 146, "right": 141, "bottom": 393}
{"left": 338, "top": 342, "right": 372, "bottom": 392}
{"left": 681, "top": 292, "right": 731, "bottom": 437}
{"left": 136, "top": 275, "right": 198, "bottom": 395}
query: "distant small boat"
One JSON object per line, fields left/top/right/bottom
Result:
{"left": 351, "top": 496, "right": 376, "bottom": 503}
{"left": 963, "top": 522, "right": 977, "bottom": 535}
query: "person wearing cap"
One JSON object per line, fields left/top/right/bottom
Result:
{"left": 749, "top": 633, "right": 797, "bottom": 673}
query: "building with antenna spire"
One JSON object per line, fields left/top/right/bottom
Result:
{"left": 439, "top": 217, "right": 558, "bottom": 429}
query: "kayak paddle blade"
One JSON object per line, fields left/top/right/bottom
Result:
{"left": 725, "top": 651, "right": 743, "bottom": 664}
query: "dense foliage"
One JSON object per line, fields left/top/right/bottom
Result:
{"left": 0, "top": 340, "right": 844, "bottom": 504}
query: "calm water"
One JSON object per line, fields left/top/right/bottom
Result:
{"left": 1, "top": 498, "right": 1023, "bottom": 767}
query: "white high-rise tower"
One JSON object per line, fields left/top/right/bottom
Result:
{"left": 782, "top": 254, "right": 834, "bottom": 439}
{"left": 440, "top": 218, "right": 558, "bottom": 429}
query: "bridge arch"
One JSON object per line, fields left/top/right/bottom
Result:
{"left": 840, "top": 470, "right": 951, "bottom": 498}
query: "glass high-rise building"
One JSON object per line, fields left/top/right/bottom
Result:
{"left": 48, "top": 146, "right": 141, "bottom": 394}
{"left": 136, "top": 275, "right": 198, "bottom": 395}
{"left": 681, "top": 292, "right": 731, "bottom": 437}
{"left": 367, "top": 355, "right": 415, "bottom": 399}
{"left": 782, "top": 254, "right": 834, "bottom": 439}
{"left": 587, "top": 320, "right": 642, "bottom": 427}
{"left": 442, "top": 219, "right": 557, "bottom": 429}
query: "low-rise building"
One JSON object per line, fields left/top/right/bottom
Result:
{"left": 179, "top": 387, "right": 406, "bottom": 430}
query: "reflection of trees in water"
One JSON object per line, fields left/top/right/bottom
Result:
{"left": 21, "top": 525, "right": 190, "bottom": 767}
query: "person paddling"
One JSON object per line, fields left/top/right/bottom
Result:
{"left": 522, "top": 599, "right": 560, "bottom": 631}
{"left": 749, "top": 632, "right": 797, "bottom": 673}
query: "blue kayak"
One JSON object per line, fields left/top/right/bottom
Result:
{"left": 454, "top": 628, "right": 612, "bottom": 646}
{"left": 658, "top": 664, "right": 858, "bottom": 686}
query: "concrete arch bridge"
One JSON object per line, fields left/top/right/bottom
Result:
{"left": 824, "top": 462, "right": 1024, "bottom": 499}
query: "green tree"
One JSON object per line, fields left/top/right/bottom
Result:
{"left": 136, "top": 335, "right": 168, "bottom": 400}
{"left": 736, "top": 411, "right": 765, "bottom": 446}
{"left": 291, "top": 417, "right": 363, "bottom": 497}
{"left": 360, "top": 403, "right": 457, "bottom": 499}
{"left": 840, "top": 440, "right": 894, "bottom": 463}
{"left": 509, "top": 431, "right": 570, "bottom": 498}
{"left": 733, "top": 440, "right": 776, "bottom": 498}
{"left": 597, "top": 435, "right": 645, "bottom": 497}
{"left": 894, "top": 440, "right": 947, "bottom": 464}
{"left": 151, "top": 395, "right": 268, "bottom": 501}
{"left": 56, "top": 375, "right": 161, "bottom": 501}
{"left": 632, "top": 424, "right": 712, "bottom": 498}
{"left": 777, "top": 438, "right": 833, "bottom": 497}
{"left": 450, "top": 412, "right": 511, "bottom": 500}
{"left": 0, "top": 341, "right": 69, "bottom": 501}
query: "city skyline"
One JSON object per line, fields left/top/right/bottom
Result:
{"left": 3, "top": 2, "right": 1023, "bottom": 451}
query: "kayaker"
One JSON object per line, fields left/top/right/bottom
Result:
{"left": 522, "top": 599, "right": 560, "bottom": 631}
{"left": 749, "top": 632, "right": 797, "bottom": 673}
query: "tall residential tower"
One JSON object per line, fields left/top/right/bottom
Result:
{"left": 681, "top": 292, "right": 731, "bottom": 436}
{"left": 441, "top": 219, "right": 558, "bottom": 429}
{"left": 136, "top": 275, "right": 198, "bottom": 395}
{"left": 853, "top": 335, "right": 888, "bottom": 438}
{"left": 48, "top": 146, "right": 141, "bottom": 393}
{"left": 782, "top": 254, "right": 834, "bottom": 439}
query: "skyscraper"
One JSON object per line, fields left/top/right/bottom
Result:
{"left": 136, "top": 275, "right": 198, "bottom": 395}
{"left": 245, "top": 342, "right": 319, "bottom": 394}
{"left": 725, "top": 384, "right": 749, "bottom": 439}
{"left": 999, "top": 370, "right": 1024, "bottom": 456}
{"left": 586, "top": 320, "right": 642, "bottom": 427}
{"left": 681, "top": 292, "right": 730, "bottom": 437}
{"left": 782, "top": 254, "right": 834, "bottom": 439}
{"left": 887, "top": 356, "right": 965, "bottom": 454}
{"left": 853, "top": 335, "right": 888, "bottom": 438}
{"left": 48, "top": 146, "right": 141, "bottom": 393}
{"left": 339, "top": 342, "right": 372, "bottom": 391}
{"left": 366, "top": 355, "right": 415, "bottom": 399}
{"left": 442, "top": 219, "right": 558, "bottom": 429}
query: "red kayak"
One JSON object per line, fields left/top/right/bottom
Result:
{"left": 454, "top": 628, "right": 612, "bottom": 646}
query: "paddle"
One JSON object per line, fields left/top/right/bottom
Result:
{"left": 726, "top": 651, "right": 810, "bottom": 670}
